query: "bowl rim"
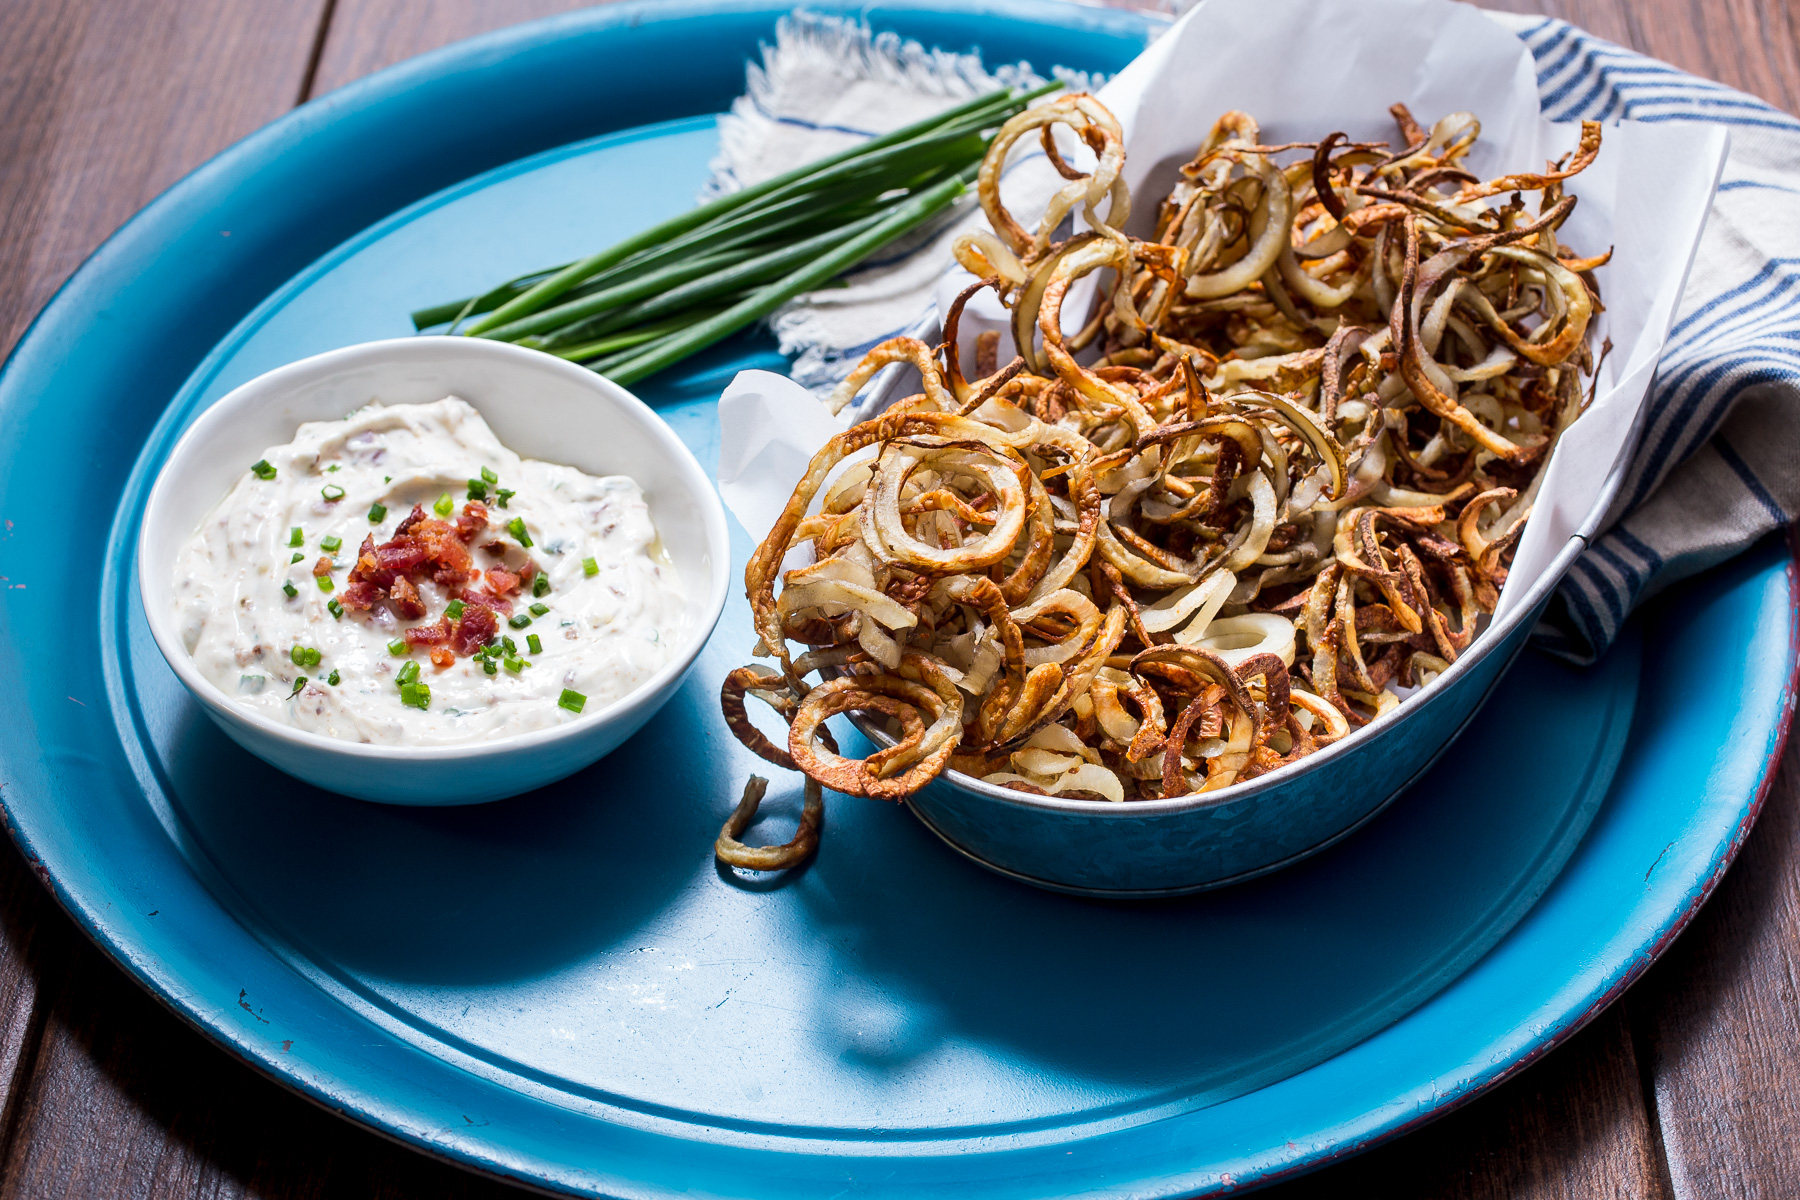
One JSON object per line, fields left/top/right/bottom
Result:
{"left": 135, "top": 335, "right": 731, "bottom": 763}
{"left": 853, "top": 534, "right": 1586, "bottom": 816}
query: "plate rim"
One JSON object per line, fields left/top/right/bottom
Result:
{"left": 0, "top": 2, "right": 1793, "bottom": 1196}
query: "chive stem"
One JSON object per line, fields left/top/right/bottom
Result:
{"left": 600, "top": 173, "right": 968, "bottom": 386}
{"left": 460, "top": 84, "right": 1051, "bottom": 336}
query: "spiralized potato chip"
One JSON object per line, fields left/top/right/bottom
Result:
{"left": 716, "top": 94, "right": 1602, "bottom": 870}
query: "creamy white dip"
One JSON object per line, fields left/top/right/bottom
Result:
{"left": 173, "top": 397, "right": 686, "bottom": 745}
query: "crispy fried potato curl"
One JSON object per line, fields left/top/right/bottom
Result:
{"left": 717, "top": 97, "right": 1604, "bottom": 869}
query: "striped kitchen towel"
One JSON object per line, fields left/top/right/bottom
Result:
{"left": 1489, "top": 14, "right": 1800, "bottom": 661}
{"left": 711, "top": 11, "right": 1800, "bottom": 664}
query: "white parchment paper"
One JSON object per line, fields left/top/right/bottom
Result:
{"left": 718, "top": 0, "right": 1727, "bottom": 622}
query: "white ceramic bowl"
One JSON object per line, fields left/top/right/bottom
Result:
{"left": 137, "top": 337, "right": 729, "bottom": 805}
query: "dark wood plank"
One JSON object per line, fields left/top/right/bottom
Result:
{"left": 0, "top": 0, "right": 331, "bottom": 361}
{"left": 1263, "top": 1005, "right": 1674, "bottom": 1200}
{"left": 1478, "top": 0, "right": 1800, "bottom": 113}
{"left": 1624, "top": 583, "right": 1800, "bottom": 1197}
{"left": 307, "top": 0, "right": 604, "bottom": 99}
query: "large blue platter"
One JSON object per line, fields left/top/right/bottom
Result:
{"left": 0, "top": 3, "right": 1792, "bottom": 1196}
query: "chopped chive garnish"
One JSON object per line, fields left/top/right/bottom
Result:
{"left": 320, "top": 535, "right": 342, "bottom": 552}
{"left": 290, "top": 646, "right": 321, "bottom": 667}
{"left": 289, "top": 527, "right": 304, "bottom": 547}
{"left": 582, "top": 556, "right": 599, "bottom": 576}
{"left": 502, "top": 635, "right": 517, "bottom": 653}
{"left": 483, "top": 658, "right": 497, "bottom": 675}
{"left": 291, "top": 552, "right": 304, "bottom": 564}
{"left": 288, "top": 677, "right": 307, "bottom": 697}
{"left": 321, "top": 484, "right": 345, "bottom": 502}
{"left": 480, "top": 466, "right": 498, "bottom": 485}
{"left": 327, "top": 598, "right": 344, "bottom": 619}
{"left": 368, "top": 502, "right": 387, "bottom": 523}
{"left": 466, "top": 479, "right": 488, "bottom": 501}
{"left": 558, "top": 689, "right": 587, "bottom": 714}
{"left": 445, "top": 599, "right": 466, "bottom": 620}
{"left": 327, "top": 669, "right": 341, "bottom": 686}
{"left": 433, "top": 492, "right": 454, "bottom": 517}
{"left": 496, "top": 488, "right": 515, "bottom": 508}
{"left": 526, "top": 633, "right": 542, "bottom": 654}
{"left": 327, "top": 464, "right": 340, "bottom": 472}
{"left": 503, "top": 655, "right": 525, "bottom": 673}
{"left": 388, "top": 639, "right": 407, "bottom": 656}
{"left": 529, "top": 602, "right": 549, "bottom": 617}
{"left": 533, "top": 573, "right": 551, "bottom": 598}
{"left": 508, "top": 613, "right": 532, "bottom": 629}
{"left": 251, "top": 459, "right": 276, "bottom": 481}
{"left": 316, "top": 575, "right": 334, "bottom": 592}
{"left": 282, "top": 580, "right": 298, "bottom": 598}
{"left": 396, "top": 660, "right": 421, "bottom": 686}
{"left": 507, "top": 517, "right": 532, "bottom": 548}
{"left": 399, "top": 681, "right": 431, "bottom": 709}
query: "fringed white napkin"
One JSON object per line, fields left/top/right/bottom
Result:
{"left": 702, "top": 13, "right": 1102, "bottom": 393}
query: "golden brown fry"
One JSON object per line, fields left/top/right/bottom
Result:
{"left": 716, "top": 776, "right": 824, "bottom": 871}
{"left": 718, "top": 92, "right": 1602, "bottom": 864}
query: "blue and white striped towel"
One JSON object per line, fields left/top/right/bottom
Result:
{"left": 1491, "top": 15, "right": 1800, "bottom": 661}
{"left": 715, "top": 12, "right": 1799, "bottom": 664}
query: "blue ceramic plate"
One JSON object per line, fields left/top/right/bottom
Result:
{"left": 0, "top": 3, "right": 1792, "bottom": 1196}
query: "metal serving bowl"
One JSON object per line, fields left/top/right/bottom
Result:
{"left": 850, "top": 525, "right": 1592, "bottom": 897}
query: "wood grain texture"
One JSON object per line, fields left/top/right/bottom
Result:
{"left": 307, "top": 0, "right": 605, "bottom": 98}
{"left": 1476, "top": 0, "right": 1800, "bottom": 112}
{"left": 0, "top": 0, "right": 329, "bottom": 361}
{"left": 1264, "top": 1006, "right": 1674, "bottom": 1200}
{"left": 306, "top": 0, "right": 1187, "bottom": 96}
{"left": 0, "top": 0, "right": 1794, "bottom": 1196}
{"left": 1627, "top": 673, "right": 1800, "bottom": 1195}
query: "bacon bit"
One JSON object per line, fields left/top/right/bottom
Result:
{"left": 342, "top": 504, "right": 531, "bottom": 657}
{"left": 390, "top": 575, "right": 426, "bottom": 619}
{"left": 480, "top": 540, "right": 507, "bottom": 557}
{"left": 451, "top": 599, "right": 500, "bottom": 655}
{"left": 456, "top": 502, "right": 489, "bottom": 543}
{"left": 485, "top": 566, "right": 523, "bottom": 596}
{"left": 341, "top": 581, "right": 380, "bottom": 611}
{"left": 414, "top": 518, "right": 471, "bottom": 573}
{"left": 373, "top": 540, "right": 427, "bottom": 576}
{"left": 404, "top": 617, "right": 451, "bottom": 646}
{"left": 311, "top": 556, "right": 334, "bottom": 578}
{"left": 394, "top": 504, "right": 428, "bottom": 537}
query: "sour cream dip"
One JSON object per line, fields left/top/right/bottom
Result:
{"left": 172, "top": 397, "right": 687, "bottom": 745}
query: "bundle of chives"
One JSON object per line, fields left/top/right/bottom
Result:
{"left": 411, "top": 81, "right": 1060, "bottom": 384}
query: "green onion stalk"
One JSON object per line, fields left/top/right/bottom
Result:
{"left": 411, "top": 81, "right": 1061, "bottom": 385}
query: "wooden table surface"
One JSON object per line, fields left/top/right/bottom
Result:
{"left": 3, "top": 1, "right": 1798, "bottom": 1195}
